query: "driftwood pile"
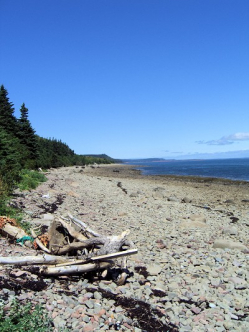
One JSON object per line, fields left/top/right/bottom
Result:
{"left": 0, "top": 213, "right": 137, "bottom": 285}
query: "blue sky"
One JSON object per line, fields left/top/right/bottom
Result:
{"left": 1, "top": 0, "right": 249, "bottom": 159}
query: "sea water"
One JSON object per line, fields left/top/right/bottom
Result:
{"left": 123, "top": 158, "right": 249, "bottom": 182}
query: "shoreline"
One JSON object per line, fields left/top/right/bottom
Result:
{"left": 85, "top": 163, "right": 249, "bottom": 186}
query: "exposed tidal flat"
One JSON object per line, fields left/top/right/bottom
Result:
{"left": 1, "top": 164, "right": 249, "bottom": 331}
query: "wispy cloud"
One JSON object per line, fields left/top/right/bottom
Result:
{"left": 172, "top": 150, "right": 249, "bottom": 160}
{"left": 163, "top": 150, "right": 183, "bottom": 154}
{"left": 196, "top": 132, "right": 249, "bottom": 146}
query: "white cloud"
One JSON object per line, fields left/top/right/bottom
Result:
{"left": 196, "top": 132, "right": 249, "bottom": 146}
{"left": 226, "top": 133, "right": 249, "bottom": 141}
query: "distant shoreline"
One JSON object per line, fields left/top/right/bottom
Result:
{"left": 85, "top": 163, "right": 249, "bottom": 186}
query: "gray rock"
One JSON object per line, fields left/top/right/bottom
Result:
{"left": 189, "top": 214, "right": 206, "bottom": 223}
{"left": 213, "top": 239, "right": 247, "bottom": 251}
{"left": 168, "top": 197, "right": 180, "bottom": 202}
{"left": 147, "top": 264, "right": 162, "bottom": 276}
{"left": 182, "top": 197, "right": 192, "bottom": 203}
{"left": 179, "top": 220, "right": 207, "bottom": 229}
{"left": 224, "top": 199, "right": 235, "bottom": 204}
{"left": 152, "top": 192, "right": 164, "bottom": 200}
{"left": 94, "top": 291, "right": 102, "bottom": 300}
{"left": 222, "top": 226, "right": 238, "bottom": 235}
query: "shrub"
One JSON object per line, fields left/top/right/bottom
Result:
{"left": 0, "top": 299, "right": 53, "bottom": 331}
{"left": 18, "top": 169, "right": 47, "bottom": 191}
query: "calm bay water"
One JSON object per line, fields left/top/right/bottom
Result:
{"left": 123, "top": 158, "right": 249, "bottom": 182}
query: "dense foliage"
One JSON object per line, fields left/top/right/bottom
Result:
{"left": 0, "top": 85, "right": 116, "bottom": 205}
{"left": 0, "top": 299, "right": 53, "bottom": 332}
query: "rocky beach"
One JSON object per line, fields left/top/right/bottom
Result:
{"left": 0, "top": 164, "right": 249, "bottom": 332}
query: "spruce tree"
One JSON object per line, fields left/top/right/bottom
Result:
{"left": 0, "top": 128, "right": 22, "bottom": 192}
{"left": 17, "top": 103, "right": 38, "bottom": 166}
{"left": 0, "top": 85, "right": 17, "bottom": 134}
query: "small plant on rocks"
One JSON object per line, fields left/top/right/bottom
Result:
{"left": 0, "top": 299, "right": 53, "bottom": 331}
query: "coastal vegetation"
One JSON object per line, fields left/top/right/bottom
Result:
{"left": 0, "top": 85, "right": 116, "bottom": 215}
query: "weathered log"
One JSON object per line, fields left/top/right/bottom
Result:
{"left": 0, "top": 254, "right": 69, "bottom": 265}
{"left": 1, "top": 223, "right": 32, "bottom": 248}
{"left": 50, "top": 230, "right": 132, "bottom": 256}
{"left": 40, "top": 260, "right": 113, "bottom": 275}
{"left": 1, "top": 223, "right": 26, "bottom": 238}
{"left": 50, "top": 237, "right": 105, "bottom": 255}
{"left": 94, "top": 230, "right": 130, "bottom": 256}
{"left": 67, "top": 213, "right": 100, "bottom": 237}
{"left": 0, "top": 249, "right": 137, "bottom": 270}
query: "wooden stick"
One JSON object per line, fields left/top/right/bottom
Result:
{"left": 53, "top": 248, "right": 138, "bottom": 267}
{"left": 41, "top": 261, "right": 113, "bottom": 275}
{"left": 90, "top": 248, "right": 138, "bottom": 261}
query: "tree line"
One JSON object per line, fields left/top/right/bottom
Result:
{"left": 0, "top": 85, "right": 116, "bottom": 194}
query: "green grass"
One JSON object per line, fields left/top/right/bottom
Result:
{"left": 18, "top": 169, "right": 47, "bottom": 191}
{"left": 0, "top": 299, "right": 53, "bottom": 332}
{"left": 0, "top": 169, "right": 47, "bottom": 233}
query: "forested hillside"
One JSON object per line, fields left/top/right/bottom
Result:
{"left": 0, "top": 85, "right": 115, "bottom": 194}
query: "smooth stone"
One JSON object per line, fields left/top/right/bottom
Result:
{"left": 147, "top": 264, "right": 162, "bottom": 276}
{"left": 222, "top": 226, "right": 238, "bottom": 235}
{"left": 228, "top": 277, "right": 247, "bottom": 285}
{"left": 168, "top": 197, "right": 180, "bottom": 202}
{"left": 152, "top": 192, "right": 164, "bottom": 200}
{"left": 94, "top": 291, "right": 102, "bottom": 300}
{"left": 189, "top": 214, "right": 206, "bottom": 223}
{"left": 179, "top": 221, "right": 207, "bottom": 229}
{"left": 182, "top": 197, "right": 192, "bottom": 203}
{"left": 213, "top": 239, "right": 247, "bottom": 251}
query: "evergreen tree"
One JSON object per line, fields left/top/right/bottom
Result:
{"left": 17, "top": 103, "right": 38, "bottom": 165}
{"left": 0, "top": 128, "right": 22, "bottom": 192}
{"left": 0, "top": 85, "right": 17, "bottom": 134}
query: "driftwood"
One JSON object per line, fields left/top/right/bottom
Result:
{"left": 41, "top": 261, "right": 113, "bottom": 276}
{"left": 0, "top": 254, "right": 68, "bottom": 265}
{"left": 0, "top": 213, "right": 137, "bottom": 280}
{"left": 0, "top": 249, "right": 138, "bottom": 266}
{"left": 1, "top": 223, "right": 32, "bottom": 248}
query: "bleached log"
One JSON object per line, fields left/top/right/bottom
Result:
{"left": 1, "top": 224, "right": 32, "bottom": 248}
{"left": 0, "top": 254, "right": 69, "bottom": 265}
{"left": 0, "top": 249, "right": 138, "bottom": 267}
{"left": 67, "top": 213, "right": 100, "bottom": 237}
{"left": 94, "top": 230, "right": 131, "bottom": 256}
{"left": 41, "top": 260, "right": 113, "bottom": 276}
{"left": 31, "top": 229, "right": 51, "bottom": 253}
